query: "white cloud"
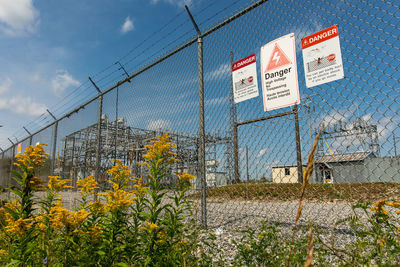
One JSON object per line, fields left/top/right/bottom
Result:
{"left": 150, "top": 0, "right": 193, "bottom": 7}
{"left": 0, "top": 95, "right": 46, "bottom": 116}
{"left": 205, "top": 63, "right": 230, "bottom": 81}
{"left": 256, "top": 148, "right": 268, "bottom": 158}
{"left": 121, "top": 16, "right": 134, "bottom": 34}
{"left": 205, "top": 97, "right": 226, "bottom": 106}
{"left": 51, "top": 70, "right": 80, "bottom": 96}
{"left": 147, "top": 119, "right": 171, "bottom": 131}
{"left": 29, "top": 73, "right": 41, "bottom": 83}
{"left": 0, "top": 0, "right": 39, "bottom": 36}
{"left": 0, "top": 77, "right": 12, "bottom": 95}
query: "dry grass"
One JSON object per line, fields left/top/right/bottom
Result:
{"left": 191, "top": 182, "right": 400, "bottom": 203}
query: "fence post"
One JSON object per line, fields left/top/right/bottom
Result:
{"left": 46, "top": 109, "right": 58, "bottom": 175}
{"left": 7, "top": 139, "right": 15, "bottom": 196}
{"left": 294, "top": 104, "right": 303, "bottom": 183}
{"left": 23, "top": 127, "right": 32, "bottom": 146}
{"left": 52, "top": 122, "right": 58, "bottom": 174}
{"left": 230, "top": 52, "right": 240, "bottom": 184}
{"left": 246, "top": 145, "right": 249, "bottom": 200}
{"left": 89, "top": 77, "right": 103, "bottom": 200}
{"left": 185, "top": 5, "right": 207, "bottom": 228}
{"left": 198, "top": 35, "right": 207, "bottom": 228}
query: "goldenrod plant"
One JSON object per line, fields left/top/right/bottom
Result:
{"left": 1, "top": 135, "right": 400, "bottom": 266}
{"left": 3, "top": 144, "right": 48, "bottom": 265}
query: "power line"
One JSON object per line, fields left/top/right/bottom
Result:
{"left": 1, "top": 0, "right": 255, "bottom": 147}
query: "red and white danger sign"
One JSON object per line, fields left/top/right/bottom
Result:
{"left": 302, "top": 25, "right": 344, "bottom": 87}
{"left": 232, "top": 54, "right": 259, "bottom": 103}
{"left": 17, "top": 143, "right": 22, "bottom": 154}
{"left": 260, "top": 33, "right": 300, "bottom": 111}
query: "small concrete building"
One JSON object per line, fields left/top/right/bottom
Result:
{"left": 272, "top": 165, "right": 306, "bottom": 183}
{"left": 315, "top": 152, "right": 374, "bottom": 183}
{"left": 315, "top": 152, "right": 400, "bottom": 183}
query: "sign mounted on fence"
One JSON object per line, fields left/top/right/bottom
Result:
{"left": 302, "top": 25, "right": 344, "bottom": 87}
{"left": 260, "top": 33, "right": 300, "bottom": 111}
{"left": 17, "top": 143, "right": 22, "bottom": 154}
{"left": 232, "top": 54, "right": 259, "bottom": 103}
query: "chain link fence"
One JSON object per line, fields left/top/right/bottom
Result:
{"left": 1, "top": 0, "right": 400, "bottom": 230}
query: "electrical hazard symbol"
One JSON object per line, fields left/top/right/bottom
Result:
{"left": 265, "top": 43, "right": 292, "bottom": 72}
{"left": 260, "top": 33, "right": 299, "bottom": 112}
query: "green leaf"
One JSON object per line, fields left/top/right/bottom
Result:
{"left": 139, "top": 211, "right": 151, "bottom": 218}
{"left": 7, "top": 188, "right": 22, "bottom": 198}
{"left": 96, "top": 251, "right": 106, "bottom": 256}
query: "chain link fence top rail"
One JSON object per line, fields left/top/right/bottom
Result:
{"left": 1, "top": 0, "right": 400, "bottom": 230}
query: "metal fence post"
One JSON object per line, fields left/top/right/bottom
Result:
{"left": 8, "top": 139, "right": 15, "bottom": 195}
{"left": 23, "top": 127, "right": 32, "bottom": 146}
{"left": 89, "top": 77, "right": 103, "bottom": 200}
{"left": 246, "top": 145, "right": 249, "bottom": 200}
{"left": 52, "top": 121, "right": 58, "bottom": 175}
{"left": 185, "top": 5, "right": 207, "bottom": 228}
{"left": 230, "top": 52, "right": 240, "bottom": 184}
{"left": 46, "top": 109, "right": 58, "bottom": 175}
{"left": 294, "top": 104, "right": 303, "bottom": 183}
{"left": 198, "top": 36, "right": 207, "bottom": 228}
{"left": 96, "top": 95, "right": 103, "bottom": 180}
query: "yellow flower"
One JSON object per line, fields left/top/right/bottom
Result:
{"left": 49, "top": 199, "right": 89, "bottom": 231}
{"left": 107, "top": 160, "right": 134, "bottom": 190}
{"left": 3, "top": 201, "right": 20, "bottom": 221}
{"left": 177, "top": 172, "right": 194, "bottom": 188}
{"left": 145, "top": 220, "right": 158, "bottom": 230}
{"left": 28, "top": 176, "right": 46, "bottom": 190}
{"left": 386, "top": 201, "right": 400, "bottom": 210}
{"left": 376, "top": 238, "right": 385, "bottom": 248}
{"left": 86, "top": 200, "right": 107, "bottom": 215}
{"left": 34, "top": 215, "right": 46, "bottom": 232}
{"left": 0, "top": 206, "right": 12, "bottom": 222}
{"left": 48, "top": 176, "right": 72, "bottom": 192}
{"left": 133, "top": 177, "right": 148, "bottom": 195}
{"left": 86, "top": 225, "right": 103, "bottom": 242}
{"left": 14, "top": 143, "right": 49, "bottom": 171}
{"left": 77, "top": 176, "right": 99, "bottom": 194}
{"left": 370, "top": 199, "right": 389, "bottom": 215}
{"left": 103, "top": 189, "right": 135, "bottom": 212}
{"left": 137, "top": 162, "right": 149, "bottom": 167}
{"left": 5, "top": 217, "right": 33, "bottom": 236}
{"left": 142, "top": 132, "right": 177, "bottom": 165}
{"left": 0, "top": 249, "right": 8, "bottom": 257}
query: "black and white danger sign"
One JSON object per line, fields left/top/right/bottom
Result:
{"left": 260, "top": 33, "right": 300, "bottom": 111}
{"left": 232, "top": 54, "right": 259, "bottom": 103}
{"left": 302, "top": 25, "right": 344, "bottom": 87}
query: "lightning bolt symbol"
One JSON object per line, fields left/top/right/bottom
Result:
{"left": 272, "top": 52, "right": 280, "bottom": 65}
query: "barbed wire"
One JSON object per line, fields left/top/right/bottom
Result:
{"left": 1, "top": 0, "right": 264, "bottom": 150}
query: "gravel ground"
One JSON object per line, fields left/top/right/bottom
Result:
{"left": 192, "top": 199, "right": 361, "bottom": 263}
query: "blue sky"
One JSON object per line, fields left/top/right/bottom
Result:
{"left": 0, "top": 0, "right": 254, "bottom": 148}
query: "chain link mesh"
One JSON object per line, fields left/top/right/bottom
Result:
{"left": 1, "top": 0, "right": 399, "bottom": 231}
